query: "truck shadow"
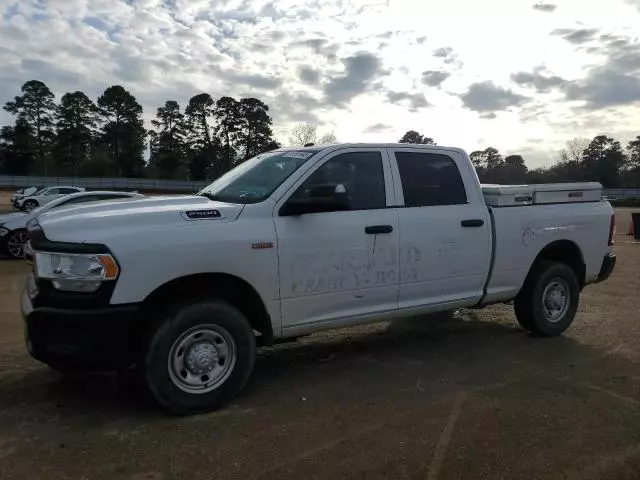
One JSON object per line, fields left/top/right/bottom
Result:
{"left": 0, "top": 309, "right": 633, "bottom": 421}
{"left": 245, "top": 310, "right": 597, "bottom": 399}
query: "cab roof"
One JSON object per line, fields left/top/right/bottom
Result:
{"left": 276, "top": 143, "right": 468, "bottom": 157}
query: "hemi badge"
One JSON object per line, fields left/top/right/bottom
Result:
{"left": 182, "top": 209, "right": 222, "bottom": 220}
{"left": 252, "top": 241, "right": 274, "bottom": 250}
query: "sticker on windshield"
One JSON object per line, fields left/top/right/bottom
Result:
{"left": 281, "top": 151, "right": 314, "bottom": 159}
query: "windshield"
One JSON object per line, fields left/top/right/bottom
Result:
{"left": 198, "top": 150, "right": 320, "bottom": 204}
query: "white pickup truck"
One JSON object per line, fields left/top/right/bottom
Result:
{"left": 22, "top": 144, "right": 616, "bottom": 414}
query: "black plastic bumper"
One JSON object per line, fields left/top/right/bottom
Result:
{"left": 595, "top": 253, "right": 616, "bottom": 283}
{"left": 22, "top": 286, "right": 140, "bottom": 372}
{"left": 0, "top": 233, "right": 10, "bottom": 254}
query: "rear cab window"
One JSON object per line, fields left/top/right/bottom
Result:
{"left": 391, "top": 150, "right": 468, "bottom": 207}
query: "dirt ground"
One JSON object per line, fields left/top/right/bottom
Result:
{"left": 1, "top": 198, "right": 640, "bottom": 479}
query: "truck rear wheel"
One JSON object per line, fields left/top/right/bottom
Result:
{"left": 143, "top": 299, "right": 256, "bottom": 415}
{"left": 514, "top": 261, "right": 579, "bottom": 336}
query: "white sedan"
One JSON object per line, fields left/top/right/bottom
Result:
{"left": 15, "top": 185, "right": 86, "bottom": 212}
{"left": 11, "top": 186, "right": 43, "bottom": 207}
{"left": 0, "top": 191, "right": 144, "bottom": 259}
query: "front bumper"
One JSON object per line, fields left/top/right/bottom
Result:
{"left": 0, "top": 230, "right": 11, "bottom": 253}
{"left": 22, "top": 275, "right": 140, "bottom": 371}
{"left": 595, "top": 253, "right": 616, "bottom": 283}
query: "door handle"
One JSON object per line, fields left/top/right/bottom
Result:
{"left": 461, "top": 219, "right": 484, "bottom": 227}
{"left": 365, "top": 225, "right": 393, "bottom": 234}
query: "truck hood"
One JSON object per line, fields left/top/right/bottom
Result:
{"left": 35, "top": 195, "right": 245, "bottom": 244}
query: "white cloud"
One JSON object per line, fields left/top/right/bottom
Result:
{"left": 0, "top": 0, "right": 640, "bottom": 166}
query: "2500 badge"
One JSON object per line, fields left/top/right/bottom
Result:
{"left": 181, "top": 209, "right": 222, "bottom": 220}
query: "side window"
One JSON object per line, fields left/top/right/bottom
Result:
{"left": 99, "top": 194, "right": 131, "bottom": 201}
{"left": 292, "top": 151, "right": 386, "bottom": 210}
{"left": 44, "top": 188, "right": 60, "bottom": 195}
{"left": 59, "top": 187, "right": 80, "bottom": 194}
{"left": 395, "top": 152, "right": 467, "bottom": 207}
{"left": 56, "top": 196, "right": 97, "bottom": 208}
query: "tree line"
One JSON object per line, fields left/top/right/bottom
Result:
{"left": 0, "top": 80, "right": 281, "bottom": 180}
{"left": 1, "top": 80, "right": 638, "bottom": 188}
{"left": 399, "top": 130, "right": 640, "bottom": 188}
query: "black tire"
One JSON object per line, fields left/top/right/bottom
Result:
{"left": 5, "top": 229, "right": 28, "bottom": 259}
{"left": 23, "top": 200, "right": 38, "bottom": 212}
{"left": 142, "top": 299, "right": 256, "bottom": 415}
{"left": 514, "top": 260, "right": 580, "bottom": 337}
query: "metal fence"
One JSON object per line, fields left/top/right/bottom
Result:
{"left": 2, "top": 175, "right": 640, "bottom": 198}
{"left": 0, "top": 175, "right": 210, "bottom": 193}
{"left": 603, "top": 189, "right": 640, "bottom": 199}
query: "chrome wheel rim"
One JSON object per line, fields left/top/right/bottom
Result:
{"left": 168, "top": 325, "right": 236, "bottom": 394}
{"left": 542, "top": 278, "right": 570, "bottom": 323}
{"left": 7, "top": 231, "right": 29, "bottom": 258}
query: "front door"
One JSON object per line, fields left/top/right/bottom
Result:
{"left": 388, "top": 147, "right": 492, "bottom": 310}
{"left": 274, "top": 148, "right": 400, "bottom": 332}
{"left": 42, "top": 187, "right": 63, "bottom": 204}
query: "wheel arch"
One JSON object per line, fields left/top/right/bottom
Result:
{"left": 136, "top": 273, "right": 274, "bottom": 347}
{"left": 22, "top": 198, "right": 39, "bottom": 210}
{"left": 5, "top": 228, "right": 29, "bottom": 258}
{"left": 525, "top": 240, "right": 586, "bottom": 289}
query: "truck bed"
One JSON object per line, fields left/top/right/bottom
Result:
{"left": 482, "top": 182, "right": 602, "bottom": 207}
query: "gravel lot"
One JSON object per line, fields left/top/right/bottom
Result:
{"left": 1, "top": 194, "right": 640, "bottom": 480}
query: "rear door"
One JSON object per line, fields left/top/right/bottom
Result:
{"left": 274, "top": 148, "right": 400, "bottom": 331}
{"left": 388, "top": 147, "right": 492, "bottom": 310}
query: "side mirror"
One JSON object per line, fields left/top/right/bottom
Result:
{"left": 280, "top": 184, "right": 349, "bottom": 216}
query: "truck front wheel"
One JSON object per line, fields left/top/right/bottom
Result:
{"left": 143, "top": 299, "right": 256, "bottom": 415}
{"left": 514, "top": 261, "right": 580, "bottom": 336}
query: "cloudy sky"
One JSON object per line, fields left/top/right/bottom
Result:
{"left": 1, "top": 0, "right": 640, "bottom": 167}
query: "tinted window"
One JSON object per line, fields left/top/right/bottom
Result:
{"left": 59, "top": 187, "right": 80, "bottom": 194}
{"left": 56, "top": 195, "right": 98, "bottom": 207}
{"left": 292, "top": 151, "right": 386, "bottom": 210}
{"left": 98, "top": 194, "right": 131, "bottom": 200}
{"left": 44, "top": 188, "right": 61, "bottom": 195}
{"left": 56, "top": 194, "right": 131, "bottom": 209}
{"left": 395, "top": 152, "right": 467, "bottom": 207}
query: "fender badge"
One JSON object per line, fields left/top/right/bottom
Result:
{"left": 252, "top": 241, "right": 274, "bottom": 249}
{"left": 182, "top": 209, "right": 222, "bottom": 220}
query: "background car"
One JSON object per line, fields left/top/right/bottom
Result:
{"left": 0, "top": 190, "right": 144, "bottom": 259}
{"left": 11, "top": 186, "right": 44, "bottom": 207}
{"left": 15, "top": 185, "right": 85, "bottom": 212}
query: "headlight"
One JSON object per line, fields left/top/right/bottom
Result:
{"left": 0, "top": 227, "right": 9, "bottom": 237}
{"left": 34, "top": 252, "right": 119, "bottom": 292}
